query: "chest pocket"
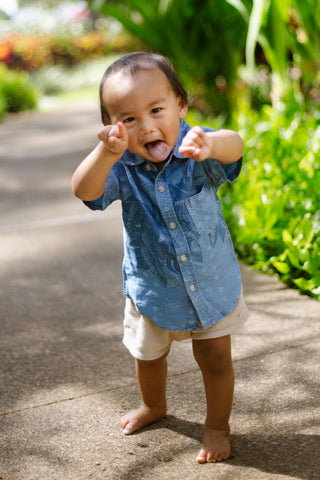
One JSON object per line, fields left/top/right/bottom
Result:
{"left": 185, "top": 183, "right": 219, "bottom": 235}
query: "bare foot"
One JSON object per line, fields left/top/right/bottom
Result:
{"left": 196, "top": 427, "right": 231, "bottom": 463}
{"left": 120, "top": 404, "right": 167, "bottom": 435}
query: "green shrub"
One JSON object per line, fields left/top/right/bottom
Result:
{"left": 220, "top": 101, "right": 320, "bottom": 300}
{"left": 0, "top": 65, "right": 38, "bottom": 118}
{"left": 0, "top": 64, "right": 38, "bottom": 118}
{"left": 188, "top": 98, "right": 320, "bottom": 300}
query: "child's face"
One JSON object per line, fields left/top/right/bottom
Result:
{"left": 101, "top": 68, "right": 188, "bottom": 164}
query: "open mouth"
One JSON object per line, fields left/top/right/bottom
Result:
{"left": 145, "top": 140, "right": 170, "bottom": 161}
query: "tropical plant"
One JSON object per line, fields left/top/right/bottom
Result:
{"left": 91, "top": 0, "right": 320, "bottom": 112}
{"left": 229, "top": 0, "right": 320, "bottom": 103}
{"left": 90, "top": 0, "right": 247, "bottom": 115}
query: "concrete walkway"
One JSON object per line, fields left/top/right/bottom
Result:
{"left": 0, "top": 101, "right": 319, "bottom": 480}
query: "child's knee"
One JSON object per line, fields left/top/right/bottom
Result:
{"left": 192, "top": 337, "right": 232, "bottom": 373}
{"left": 135, "top": 350, "right": 169, "bottom": 368}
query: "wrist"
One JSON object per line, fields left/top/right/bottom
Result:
{"left": 98, "top": 140, "right": 124, "bottom": 162}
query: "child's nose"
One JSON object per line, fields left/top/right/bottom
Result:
{"left": 140, "top": 117, "right": 155, "bottom": 134}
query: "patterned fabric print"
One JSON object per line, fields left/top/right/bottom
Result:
{"left": 84, "top": 120, "right": 243, "bottom": 331}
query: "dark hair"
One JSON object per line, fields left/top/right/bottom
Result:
{"left": 99, "top": 51, "right": 188, "bottom": 124}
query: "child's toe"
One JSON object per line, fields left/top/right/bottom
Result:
{"left": 122, "top": 423, "right": 134, "bottom": 435}
{"left": 196, "top": 449, "right": 207, "bottom": 464}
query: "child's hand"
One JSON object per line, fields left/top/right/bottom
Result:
{"left": 179, "top": 126, "right": 212, "bottom": 162}
{"left": 97, "top": 122, "right": 128, "bottom": 155}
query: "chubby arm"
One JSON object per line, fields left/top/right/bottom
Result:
{"left": 71, "top": 122, "right": 128, "bottom": 201}
{"left": 178, "top": 126, "right": 244, "bottom": 164}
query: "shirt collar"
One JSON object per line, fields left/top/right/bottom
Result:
{"left": 172, "top": 120, "right": 191, "bottom": 159}
{"left": 121, "top": 120, "right": 191, "bottom": 166}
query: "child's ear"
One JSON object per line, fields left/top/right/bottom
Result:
{"left": 178, "top": 97, "right": 188, "bottom": 119}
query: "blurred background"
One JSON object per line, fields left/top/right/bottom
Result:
{"left": 0, "top": 0, "right": 319, "bottom": 301}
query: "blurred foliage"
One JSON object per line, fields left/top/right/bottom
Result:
{"left": 91, "top": 0, "right": 320, "bottom": 114}
{"left": 0, "top": 30, "right": 138, "bottom": 71}
{"left": 90, "top": 0, "right": 247, "bottom": 116}
{"left": 0, "top": 63, "right": 38, "bottom": 119}
{"left": 215, "top": 98, "right": 320, "bottom": 300}
{"left": 0, "top": 6, "right": 139, "bottom": 118}
{"left": 231, "top": 0, "right": 320, "bottom": 105}
{"left": 29, "top": 55, "right": 117, "bottom": 95}
{"left": 16, "top": 0, "right": 70, "bottom": 7}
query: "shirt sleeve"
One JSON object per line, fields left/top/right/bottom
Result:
{"left": 203, "top": 157, "right": 242, "bottom": 187}
{"left": 83, "top": 165, "right": 121, "bottom": 211}
{"left": 198, "top": 127, "right": 243, "bottom": 186}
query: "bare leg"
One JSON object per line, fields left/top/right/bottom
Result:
{"left": 192, "top": 335, "right": 234, "bottom": 463}
{"left": 120, "top": 351, "right": 169, "bottom": 435}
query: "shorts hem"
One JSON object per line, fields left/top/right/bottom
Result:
{"left": 122, "top": 338, "right": 170, "bottom": 361}
{"left": 192, "top": 314, "right": 248, "bottom": 340}
{"left": 122, "top": 290, "right": 249, "bottom": 361}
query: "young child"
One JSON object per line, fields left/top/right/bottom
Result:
{"left": 72, "top": 52, "right": 249, "bottom": 464}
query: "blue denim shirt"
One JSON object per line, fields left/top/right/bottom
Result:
{"left": 84, "top": 120, "right": 242, "bottom": 331}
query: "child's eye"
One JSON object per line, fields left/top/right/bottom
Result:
{"left": 123, "top": 116, "right": 135, "bottom": 124}
{"left": 152, "top": 107, "right": 162, "bottom": 114}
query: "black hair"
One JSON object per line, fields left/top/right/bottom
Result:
{"left": 99, "top": 51, "right": 188, "bottom": 124}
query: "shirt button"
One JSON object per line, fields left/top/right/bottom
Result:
{"left": 145, "top": 164, "right": 152, "bottom": 171}
{"left": 180, "top": 254, "right": 188, "bottom": 262}
{"left": 158, "top": 185, "right": 165, "bottom": 192}
{"left": 169, "top": 222, "right": 177, "bottom": 229}
{"left": 189, "top": 284, "right": 196, "bottom": 291}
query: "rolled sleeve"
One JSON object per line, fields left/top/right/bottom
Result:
{"left": 83, "top": 195, "right": 104, "bottom": 211}
{"left": 203, "top": 157, "right": 242, "bottom": 187}
{"left": 199, "top": 126, "right": 243, "bottom": 187}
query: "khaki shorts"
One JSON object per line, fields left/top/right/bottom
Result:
{"left": 123, "top": 291, "right": 249, "bottom": 360}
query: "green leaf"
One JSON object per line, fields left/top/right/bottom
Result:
{"left": 225, "top": 0, "right": 250, "bottom": 20}
{"left": 272, "top": 260, "right": 290, "bottom": 274}
{"left": 282, "top": 230, "right": 293, "bottom": 245}
{"left": 293, "top": 277, "right": 315, "bottom": 292}
{"left": 246, "top": 0, "right": 266, "bottom": 72}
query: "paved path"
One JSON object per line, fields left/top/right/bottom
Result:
{"left": 0, "top": 102, "right": 319, "bottom": 480}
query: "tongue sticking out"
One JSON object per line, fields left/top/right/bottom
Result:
{"left": 146, "top": 140, "right": 171, "bottom": 161}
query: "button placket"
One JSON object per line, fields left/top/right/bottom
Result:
{"left": 155, "top": 174, "right": 198, "bottom": 299}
